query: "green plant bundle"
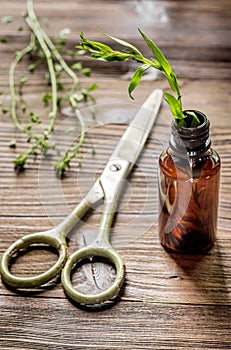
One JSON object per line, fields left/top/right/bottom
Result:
{"left": 2, "top": 0, "right": 97, "bottom": 177}
{"left": 78, "top": 30, "right": 200, "bottom": 128}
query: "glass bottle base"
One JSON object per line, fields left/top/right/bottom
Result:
{"left": 160, "top": 239, "right": 215, "bottom": 255}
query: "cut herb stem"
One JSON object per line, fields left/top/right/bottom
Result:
{"left": 8, "top": 0, "right": 97, "bottom": 175}
{"left": 9, "top": 39, "right": 35, "bottom": 133}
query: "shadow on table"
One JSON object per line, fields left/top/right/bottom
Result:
{"left": 168, "top": 242, "right": 230, "bottom": 305}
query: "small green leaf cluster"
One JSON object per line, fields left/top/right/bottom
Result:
{"left": 79, "top": 30, "right": 200, "bottom": 128}
{"left": 4, "top": 0, "right": 97, "bottom": 175}
{"left": 0, "top": 92, "right": 9, "bottom": 115}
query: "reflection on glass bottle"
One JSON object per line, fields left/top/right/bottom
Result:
{"left": 158, "top": 111, "right": 221, "bottom": 254}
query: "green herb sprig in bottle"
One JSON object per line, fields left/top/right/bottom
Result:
{"left": 78, "top": 29, "right": 200, "bottom": 128}
{"left": 78, "top": 30, "right": 221, "bottom": 254}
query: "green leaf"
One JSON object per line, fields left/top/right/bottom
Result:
{"left": 0, "top": 38, "right": 8, "bottom": 44}
{"left": 128, "top": 64, "right": 150, "bottom": 99}
{"left": 54, "top": 63, "right": 62, "bottom": 72}
{"left": 95, "top": 51, "right": 130, "bottom": 62}
{"left": 138, "top": 29, "right": 172, "bottom": 76}
{"left": 13, "top": 151, "right": 28, "bottom": 171}
{"left": 19, "top": 75, "right": 27, "bottom": 85}
{"left": 79, "top": 32, "right": 112, "bottom": 54}
{"left": 185, "top": 111, "right": 200, "bottom": 127}
{"left": 81, "top": 68, "right": 91, "bottom": 76}
{"left": 100, "top": 30, "right": 142, "bottom": 56}
{"left": 57, "top": 81, "right": 64, "bottom": 90}
{"left": 9, "top": 139, "right": 17, "bottom": 148}
{"left": 43, "top": 92, "right": 52, "bottom": 104}
{"left": 71, "top": 62, "right": 82, "bottom": 70}
{"left": 58, "top": 28, "right": 71, "bottom": 39}
{"left": 164, "top": 92, "right": 184, "bottom": 120}
{"left": 87, "top": 83, "right": 98, "bottom": 92}
{"left": 55, "top": 67, "right": 63, "bottom": 78}
{"left": 2, "top": 108, "right": 9, "bottom": 114}
{"left": 19, "top": 97, "right": 27, "bottom": 113}
{"left": 1, "top": 16, "right": 14, "bottom": 24}
{"left": 28, "top": 63, "right": 36, "bottom": 73}
{"left": 164, "top": 71, "right": 181, "bottom": 98}
{"left": 150, "top": 58, "right": 162, "bottom": 69}
{"left": 30, "top": 111, "right": 40, "bottom": 123}
{"left": 91, "top": 146, "right": 96, "bottom": 156}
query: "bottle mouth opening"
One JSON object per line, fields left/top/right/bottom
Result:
{"left": 175, "top": 110, "right": 207, "bottom": 131}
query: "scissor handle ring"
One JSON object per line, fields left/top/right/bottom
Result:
{"left": 0, "top": 232, "right": 67, "bottom": 288}
{"left": 61, "top": 245, "right": 126, "bottom": 305}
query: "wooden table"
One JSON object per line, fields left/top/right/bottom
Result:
{"left": 0, "top": 1, "right": 230, "bottom": 349}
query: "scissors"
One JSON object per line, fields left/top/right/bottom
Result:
{"left": 0, "top": 88, "right": 163, "bottom": 306}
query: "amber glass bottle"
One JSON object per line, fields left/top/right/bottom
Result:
{"left": 158, "top": 111, "right": 220, "bottom": 254}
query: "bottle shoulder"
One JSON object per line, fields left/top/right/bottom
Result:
{"left": 159, "top": 147, "right": 220, "bottom": 179}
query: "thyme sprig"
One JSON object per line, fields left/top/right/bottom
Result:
{"left": 7, "top": 0, "right": 97, "bottom": 176}
{"left": 79, "top": 30, "right": 199, "bottom": 128}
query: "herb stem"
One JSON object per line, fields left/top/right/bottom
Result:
{"left": 26, "top": 0, "right": 57, "bottom": 133}
{"left": 9, "top": 40, "right": 34, "bottom": 133}
{"left": 68, "top": 98, "right": 86, "bottom": 157}
{"left": 41, "top": 29, "right": 79, "bottom": 95}
{"left": 8, "top": 0, "right": 97, "bottom": 174}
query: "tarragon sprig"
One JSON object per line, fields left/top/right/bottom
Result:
{"left": 79, "top": 30, "right": 200, "bottom": 128}
{"left": 6, "top": 0, "right": 97, "bottom": 176}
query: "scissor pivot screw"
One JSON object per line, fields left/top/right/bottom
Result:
{"left": 110, "top": 164, "right": 121, "bottom": 172}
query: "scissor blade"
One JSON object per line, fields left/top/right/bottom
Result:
{"left": 110, "top": 88, "right": 163, "bottom": 164}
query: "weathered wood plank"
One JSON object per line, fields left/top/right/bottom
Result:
{"left": 0, "top": 296, "right": 231, "bottom": 350}
{"left": 0, "top": 0, "right": 230, "bottom": 79}
{"left": 0, "top": 1, "right": 230, "bottom": 350}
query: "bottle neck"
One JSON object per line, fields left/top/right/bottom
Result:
{"left": 169, "top": 110, "right": 211, "bottom": 156}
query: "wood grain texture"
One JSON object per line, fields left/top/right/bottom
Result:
{"left": 0, "top": 1, "right": 231, "bottom": 349}
{"left": 1, "top": 297, "right": 231, "bottom": 350}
